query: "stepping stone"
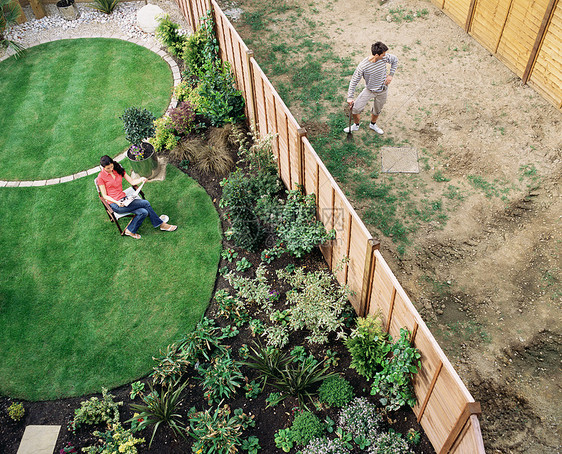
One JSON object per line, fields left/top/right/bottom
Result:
{"left": 381, "top": 147, "right": 419, "bottom": 173}
{"left": 17, "top": 425, "right": 60, "bottom": 454}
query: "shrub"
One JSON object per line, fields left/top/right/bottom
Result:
{"left": 194, "top": 143, "right": 235, "bottom": 176}
{"left": 87, "top": 0, "right": 119, "bottom": 14}
{"left": 7, "top": 402, "right": 24, "bottom": 421}
{"left": 188, "top": 404, "right": 255, "bottom": 454}
{"left": 169, "top": 101, "right": 197, "bottom": 136}
{"left": 155, "top": 15, "right": 187, "bottom": 57}
{"left": 224, "top": 264, "right": 277, "bottom": 312}
{"left": 151, "top": 116, "right": 179, "bottom": 152}
{"left": 232, "top": 124, "right": 278, "bottom": 174}
{"left": 338, "top": 397, "right": 383, "bottom": 447}
{"left": 367, "top": 431, "right": 413, "bottom": 454}
{"left": 345, "top": 314, "right": 389, "bottom": 379}
{"left": 182, "top": 29, "right": 208, "bottom": 76}
{"left": 277, "top": 266, "right": 352, "bottom": 344}
{"left": 177, "top": 317, "right": 229, "bottom": 364}
{"left": 302, "top": 437, "right": 352, "bottom": 454}
{"left": 318, "top": 375, "right": 354, "bottom": 407}
{"left": 151, "top": 342, "right": 191, "bottom": 386}
{"left": 72, "top": 388, "right": 122, "bottom": 429}
{"left": 275, "top": 188, "right": 335, "bottom": 258}
{"left": 198, "top": 352, "right": 244, "bottom": 405}
{"left": 215, "top": 289, "right": 249, "bottom": 327}
{"left": 120, "top": 106, "right": 156, "bottom": 147}
{"left": 129, "top": 381, "right": 187, "bottom": 447}
{"left": 370, "top": 328, "right": 421, "bottom": 411}
{"left": 82, "top": 423, "right": 144, "bottom": 454}
{"left": 290, "top": 411, "right": 324, "bottom": 446}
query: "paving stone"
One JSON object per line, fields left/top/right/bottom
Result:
{"left": 74, "top": 171, "right": 88, "bottom": 179}
{"left": 45, "top": 178, "right": 61, "bottom": 185}
{"left": 87, "top": 167, "right": 100, "bottom": 176}
{"left": 59, "top": 175, "right": 75, "bottom": 183}
{"left": 17, "top": 425, "right": 60, "bottom": 454}
{"left": 5, "top": 181, "right": 21, "bottom": 187}
{"left": 0, "top": 180, "right": 8, "bottom": 187}
{"left": 18, "top": 181, "right": 34, "bottom": 187}
{"left": 32, "top": 180, "right": 47, "bottom": 186}
{"left": 381, "top": 147, "right": 419, "bottom": 174}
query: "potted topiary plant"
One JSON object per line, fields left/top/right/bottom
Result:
{"left": 120, "top": 106, "right": 158, "bottom": 178}
{"left": 56, "top": 0, "right": 79, "bottom": 20}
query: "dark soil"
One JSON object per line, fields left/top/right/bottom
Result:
{"left": 0, "top": 146, "right": 435, "bottom": 454}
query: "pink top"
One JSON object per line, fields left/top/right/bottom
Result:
{"left": 97, "top": 169, "right": 126, "bottom": 201}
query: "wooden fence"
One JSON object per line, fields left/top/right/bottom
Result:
{"left": 432, "top": 0, "right": 561, "bottom": 111}
{"left": 177, "top": 1, "right": 486, "bottom": 452}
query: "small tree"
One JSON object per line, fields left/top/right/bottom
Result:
{"left": 119, "top": 107, "right": 156, "bottom": 147}
{"left": 1, "top": 0, "right": 25, "bottom": 58}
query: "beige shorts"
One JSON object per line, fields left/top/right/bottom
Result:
{"left": 352, "top": 86, "right": 388, "bottom": 115}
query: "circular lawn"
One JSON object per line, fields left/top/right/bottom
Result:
{"left": 0, "top": 38, "right": 173, "bottom": 181}
{"left": 0, "top": 165, "right": 222, "bottom": 400}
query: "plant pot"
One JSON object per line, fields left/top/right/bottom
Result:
{"left": 127, "top": 142, "right": 158, "bottom": 178}
{"left": 56, "top": 0, "right": 79, "bottom": 20}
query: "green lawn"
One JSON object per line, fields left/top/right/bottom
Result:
{"left": 0, "top": 38, "right": 172, "bottom": 181}
{"left": 0, "top": 166, "right": 222, "bottom": 400}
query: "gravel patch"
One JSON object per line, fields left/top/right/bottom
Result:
{"left": 2, "top": 0, "right": 191, "bottom": 59}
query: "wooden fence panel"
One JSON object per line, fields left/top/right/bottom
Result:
{"left": 302, "top": 139, "right": 319, "bottom": 199}
{"left": 529, "top": 1, "right": 562, "bottom": 107}
{"left": 345, "top": 218, "right": 370, "bottom": 313}
{"left": 495, "top": 0, "right": 550, "bottom": 76}
{"left": 469, "top": 0, "right": 512, "bottom": 52}
{"left": 441, "top": 0, "right": 473, "bottom": 27}
{"left": 250, "top": 61, "right": 269, "bottom": 141}
{"left": 452, "top": 415, "right": 486, "bottom": 453}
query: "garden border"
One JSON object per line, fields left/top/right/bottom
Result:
{"left": 0, "top": 34, "right": 180, "bottom": 187}
{"left": 176, "top": 1, "right": 487, "bottom": 453}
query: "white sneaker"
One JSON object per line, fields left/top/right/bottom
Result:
{"left": 344, "top": 123, "right": 360, "bottom": 133}
{"left": 369, "top": 123, "right": 384, "bottom": 134}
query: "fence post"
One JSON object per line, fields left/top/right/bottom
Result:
{"left": 359, "top": 239, "right": 379, "bottom": 316}
{"left": 244, "top": 50, "right": 258, "bottom": 128}
{"left": 296, "top": 128, "right": 307, "bottom": 189}
{"left": 440, "top": 402, "right": 482, "bottom": 454}
{"left": 522, "top": 0, "right": 557, "bottom": 83}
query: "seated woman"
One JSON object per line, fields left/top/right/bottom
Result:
{"left": 97, "top": 155, "right": 177, "bottom": 239}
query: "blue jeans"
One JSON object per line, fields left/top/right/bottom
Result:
{"left": 110, "top": 199, "right": 163, "bottom": 234}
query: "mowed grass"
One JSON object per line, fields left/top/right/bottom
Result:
{"left": 0, "top": 38, "right": 172, "bottom": 180}
{"left": 0, "top": 166, "right": 221, "bottom": 400}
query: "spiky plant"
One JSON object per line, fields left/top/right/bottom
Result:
{"left": 0, "top": 0, "right": 25, "bottom": 58}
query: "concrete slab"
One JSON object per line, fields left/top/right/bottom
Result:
{"left": 381, "top": 147, "right": 419, "bottom": 174}
{"left": 17, "top": 425, "right": 60, "bottom": 454}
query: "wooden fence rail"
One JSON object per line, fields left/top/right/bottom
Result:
{"left": 177, "top": 1, "right": 486, "bottom": 452}
{"left": 432, "top": 0, "right": 561, "bottom": 111}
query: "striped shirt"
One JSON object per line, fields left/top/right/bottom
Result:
{"left": 347, "top": 54, "right": 398, "bottom": 98}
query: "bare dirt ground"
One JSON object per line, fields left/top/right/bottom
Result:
{"left": 220, "top": 0, "right": 562, "bottom": 452}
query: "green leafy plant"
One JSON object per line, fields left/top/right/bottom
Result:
{"left": 221, "top": 248, "right": 239, "bottom": 262}
{"left": 87, "top": 0, "right": 119, "bottom": 14}
{"left": 7, "top": 402, "right": 24, "bottom": 421}
{"left": 155, "top": 15, "right": 187, "bottom": 57}
{"left": 243, "top": 378, "right": 262, "bottom": 399}
{"left": 274, "top": 428, "right": 294, "bottom": 452}
{"left": 225, "top": 264, "right": 277, "bottom": 312}
{"left": 338, "top": 397, "right": 383, "bottom": 448}
{"left": 261, "top": 245, "right": 284, "bottom": 263}
{"left": 199, "top": 352, "right": 244, "bottom": 405}
{"left": 290, "top": 410, "right": 324, "bottom": 446}
{"left": 177, "top": 317, "right": 229, "bottom": 365}
{"left": 120, "top": 106, "right": 156, "bottom": 147}
{"left": 249, "top": 318, "right": 265, "bottom": 336}
{"left": 82, "top": 423, "right": 144, "bottom": 454}
{"left": 345, "top": 314, "right": 389, "bottom": 379}
{"left": 151, "top": 342, "right": 191, "bottom": 386}
{"left": 129, "top": 381, "right": 145, "bottom": 400}
{"left": 188, "top": 404, "right": 255, "bottom": 454}
{"left": 277, "top": 265, "right": 353, "bottom": 344}
{"left": 72, "top": 388, "right": 122, "bottom": 430}
{"left": 368, "top": 430, "right": 413, "bottom": 454}
{"left": 302, "top": 436, "right": 352, "bottom": 454}
{"left": 371, "top": 328, "right": 421, "bottom": 411}
{"left": 0, "top": 0, "right": 24, "bottom": 58}
{"left": 236, "top": 257, "right": 253, "bottom": 272}
{"left": 265, "top": 391, "right": 283, "bottom": 408}
{"left": 406, "top": 428, "right": 421, "bottom": 445}
{"left": 128, "top": 381, "right": 187, "bottom": 447}
{"left": 150, "top": 116, "right": 179, "bottom": 152}
{"left": 275, "top": 188, "right": 335, "bottom": 258}
{"left": 215, "top": 289, "right": 249, "bottom": 327}
{"left": 318, "top": 375, "right": 354, "bottom": 407}
{"left": 241, "top": 435, "right": 261, "bottom": 454}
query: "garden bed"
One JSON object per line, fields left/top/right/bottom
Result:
{"left": 0, "top": 151, "right": 435, "bottom": 454}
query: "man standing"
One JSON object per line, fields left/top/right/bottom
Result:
{"left": 344, "top": 42, "right": 398, "bottom": 135}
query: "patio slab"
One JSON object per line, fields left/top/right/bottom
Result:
{"left": 381, "top": 147, "right": 419, "bottom": 174}
{"left": 17, "top": 425, "right": 60, "bottom": 454}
